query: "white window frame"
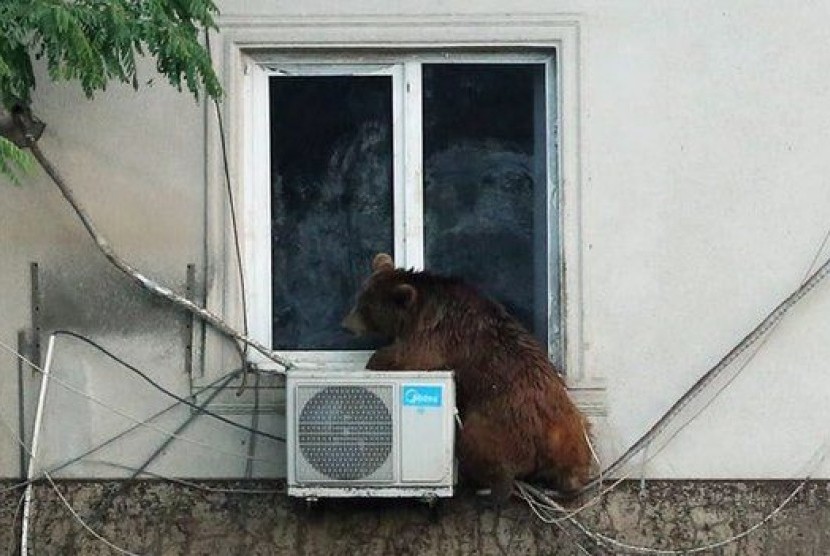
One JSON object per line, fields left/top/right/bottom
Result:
{"left": 243, "top": 53, "right": 556, "bottom": 371}
{"left": 203, "top": 14, "right": 604, "bottom": 412}
{"left": 242, "top": 60, "right": 404, "bottom": 371}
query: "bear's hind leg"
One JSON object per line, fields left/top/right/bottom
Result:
{"left": 538, "top": 419, "right": 593, "bottom": 496}
{"left": 457, "top": 412, "right": 517, "bottom": 505}
{"left": 530, "top": 466, "right": 586, "bottom": 499}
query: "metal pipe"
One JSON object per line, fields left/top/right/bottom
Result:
{"left": 17, "top": 330, "right": 27, "bottom": 479}
{"left": 15, "top": 330, "right": 28, "bottom": 554}
{"left": 20, "top": 333, "right": 56, "bottom": 555}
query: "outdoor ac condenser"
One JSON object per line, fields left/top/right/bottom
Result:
{"left": 286, "top": 370, "right": 456, "bottom": 499}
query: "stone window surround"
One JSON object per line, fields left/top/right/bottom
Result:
{"left": 201, "top": 13, "right": 605, "bottom": 417}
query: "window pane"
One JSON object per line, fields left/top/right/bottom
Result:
{"left": 423, "top": 63, "right": 551, "bottom": 348}
{"left": 270, "top": 76, "right": 393, "bottom": 350}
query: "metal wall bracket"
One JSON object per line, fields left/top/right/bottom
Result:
{"left": 29, "top": 262, "right": 42, "bottom": 373}
{"left": 184, "top": 263, "right": 197, "bottom": 378}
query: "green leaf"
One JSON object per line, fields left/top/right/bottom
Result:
{"left": 0, "top": 135, "right": 34, "bottom": 185}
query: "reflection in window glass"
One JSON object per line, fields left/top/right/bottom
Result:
{"left": 423, "top": 63, "right": 550, "bottom": 348}
{"left": 270, "top": 76, "right": 393, "bottom": 350}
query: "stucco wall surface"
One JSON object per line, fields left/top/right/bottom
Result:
{"left": 1, "top": 480, "right": 828, "bottom": 555}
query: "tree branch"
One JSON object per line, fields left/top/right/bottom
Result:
{"left": 1, "top": 104, "right": 45, "bottom": 147}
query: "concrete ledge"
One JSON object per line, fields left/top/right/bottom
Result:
{"left": 2, "top": 480, "right": 828, "bottom": 555}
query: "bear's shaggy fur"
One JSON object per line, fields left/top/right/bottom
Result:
{"left": 342, "top": 253, "right": 592, "bottom": 501}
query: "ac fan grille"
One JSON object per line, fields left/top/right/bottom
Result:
{"left": 296, "top": 385, "right": 394, "bottom": 481}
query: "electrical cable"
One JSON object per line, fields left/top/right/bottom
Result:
{"left": 0, "top": 338, "right": 277, "bottom": 465}
{"left": 527, "top": 478, "right": 810, "bottom": 554}
{"left": 516, "top": 438, "right": 829, "bottom": 555}
{"left": 525, "top": 476, "right": 631, "bottom": 526}
{"left": 1, "top": 479, "right": 32, "bottom": 495}
{"left": 41, "top": 470, "right": 141, "bottom": 556}
{"left": 50, "top": 330, "right": 285, "bottom": 442}
{"left": 802, "top": 220, "right": 830, "bottom": 280}
{"left": 204, "top": 27, "right": 256, "bottom": 396}
{"left": 516, "top": 489, "right": 595, "bottom": 556}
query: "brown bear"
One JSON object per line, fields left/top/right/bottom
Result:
{"left": 342, "top": 253, "right": 593, "bottom": 502}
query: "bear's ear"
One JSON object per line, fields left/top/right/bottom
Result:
{"left": 392, "top": 283, "right": 417, "bottom": 309}
{"left": 372, "top": 253, "right": 395, "bottom": 273}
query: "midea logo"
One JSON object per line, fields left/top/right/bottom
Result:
{"left": 402, "top": 385, "right": 442, "bottom": 407}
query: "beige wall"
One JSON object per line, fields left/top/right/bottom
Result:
{"left": 2, "top": 1, "right": 830, "bottom": 479}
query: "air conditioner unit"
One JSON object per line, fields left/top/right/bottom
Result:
{"left": 286, "top": 369, "right": 456, "bottom": 499}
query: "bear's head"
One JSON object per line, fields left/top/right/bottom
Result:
{"left": 341, "top": 253, "right": 417, "bottom": 339}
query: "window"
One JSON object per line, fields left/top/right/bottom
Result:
{"left": 242, "top": 53, "right": 561, "bottom": 370}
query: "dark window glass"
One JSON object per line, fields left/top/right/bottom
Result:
{"left": 423, "top": 63, "right": 551, "bottom": 348}
{"left": 270, "top": 76, "right": 393, "bottom": 350}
